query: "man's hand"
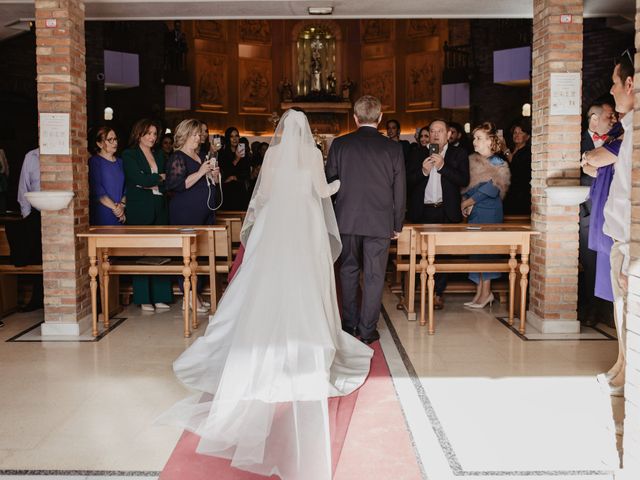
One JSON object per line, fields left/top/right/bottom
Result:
{"left": 430, "top": 153, "right": 444, "bottom": 170}
{"left": 580, "top": 151, "right": 589, "bottom": 167}
{"left": 422, "top": 158, "right": 434, "bottom": 176}
{"left": 583, "top": 164, "right": 598, "bottom": 178}
{"left": 391, "top": 231, "right": 401, "bottom": 240}
{"left": 620, "top": 272, "right": 628, "bottom": 292}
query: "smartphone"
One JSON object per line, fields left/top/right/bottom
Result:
{"left": 237, "top": 143, "right": 245, "bottom": 157}
{"left": 428, "top": 143, "right": 439, "bottom": 155}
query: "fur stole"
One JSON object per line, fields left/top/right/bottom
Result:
{"left": 463, "top": 153, "right": 511, "bottom": 199}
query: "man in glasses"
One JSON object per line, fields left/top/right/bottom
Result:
{"left": 600, "top": 50, "right": 635, "bottom": 398}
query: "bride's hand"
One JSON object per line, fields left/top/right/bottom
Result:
{"left": 328, "top": 179, "right": 340, "bottom": 196}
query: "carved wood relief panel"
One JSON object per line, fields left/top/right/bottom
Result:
{"left": 407, "top": 19, "right": 440, "bottom": 38}
{"left": 195, "top": 52, "right": 228, "bottom": 112}
{"left": 406, "top": 52, "right": 440, "bottom": 111}
{"left": 239, "top": 20, "right": 271, "bottom": 45}
{"left": 195, "top": 21, "right": 226, "bottom": 41}
{"left": 361, "top": 20, "right": 394, "bottom": 43}
{"left": 238, "top": 57, "right": 272, "bottom": 115}
{"left": 361, "top": 57, "right": 395, "bottom": 112}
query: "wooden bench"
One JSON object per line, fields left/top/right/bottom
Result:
{"left": 415, "top": 224, "right": 538, "bottom": 334}
{"left": 0, "top": 225, "right": 42, "bottom": 316}
{"left": 116, "top": 225, "right": 233, "bottom": 313}
{"left": 216, "top": 211, "right": 246, "bottom": 258}
{"left": 392, "top": 224, "right": 536, "bottom": 333}
{"left": 79, "top": 225, "right": 233, "bottom": 337}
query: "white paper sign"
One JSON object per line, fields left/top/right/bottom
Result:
{"left": 550, "top": 73, "right": 581, "bottom": 116}
{"left": 40, "top": 113, "right": 70, "bottom": 155}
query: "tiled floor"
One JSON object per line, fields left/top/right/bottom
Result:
{"left": 0, "top": 288, "right": 621, "bottom": 479}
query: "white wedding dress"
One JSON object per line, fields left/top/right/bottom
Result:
{"left": 158, "top": 110, "right": 373, "bottom": 480}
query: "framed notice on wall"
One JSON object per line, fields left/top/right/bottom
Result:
{"left": 39, "top": 113, "right": 70, "bottom": 155}
{"left": 550, "top": 73, "right": 581, "bottom": 116}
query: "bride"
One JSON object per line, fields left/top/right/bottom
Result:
{"left": 159, "top": 109, "right": 374, "bottom": 479}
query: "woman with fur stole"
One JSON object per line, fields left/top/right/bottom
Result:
{"left": 461, "top": 122, "right": 511, "bottom": 309}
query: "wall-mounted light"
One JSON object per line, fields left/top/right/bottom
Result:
{"left": 464, "top": 122, "right": 471, "bottom": 134}
{"left": 308, "top": 6, "right": 333, "bottom": 15}
{"left": 165, "top": 128, "right": 172, "bottom": 134}
{"left": 522, "top": 103, "right": 532, "bottom": 117}
{"left": 104, "top": 107, "right": 114, "bottom": 121}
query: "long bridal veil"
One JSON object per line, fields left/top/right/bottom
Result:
{"left": 158, "top": 110, "right": 373, "bottom": 479}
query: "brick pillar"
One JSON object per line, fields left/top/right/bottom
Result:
{"left": 622, "top": 1, "right": 640, "bottom": 475}
{"left": 528, "top": 0, "right": 583, "bottom": 333}
{"left": 35, "top": 0, "right": 90, "bottom": 334}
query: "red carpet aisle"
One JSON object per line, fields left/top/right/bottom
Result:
{"left": 160, "top": 343, "right": 422, "bottom": 479}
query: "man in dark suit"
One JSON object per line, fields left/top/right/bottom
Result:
{"left": 326, "top": 95, "right": 406, "bottom": 344}
{"left": 579, "top": 100, "right": 615, "bottom": 326}
{"left": 406, "top": 119, "right": 470, "bottom": 309}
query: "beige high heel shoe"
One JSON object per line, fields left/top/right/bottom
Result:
{"left": 468, "top": 293, "right": 494, "bottom": 309}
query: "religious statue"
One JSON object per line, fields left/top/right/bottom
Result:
{"left": 310, "top": 37, "right": 324, "bottom": 93}
{"left": 165, "top": 20, "right": 188, "bottom": 72}
{"left": 341, "top": 77, "right": 355, "bottom": 102}
{"left": 326, "top": 72, "right": 337, "bottom": 95}
{"left": 278, "top": 78, "right": 294, "bottom": 102}
{"left": 269, "top": 111, "right": 281, "bottom": 129}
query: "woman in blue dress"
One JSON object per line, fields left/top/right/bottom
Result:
{"left": 461, "top": 122, "right": 511, "bottom": 308}
{"left": 88, "top": 126, "right": 126, "bottom": 225}
{"left": 166, "top": 119, "right": 221, "bottom": 313}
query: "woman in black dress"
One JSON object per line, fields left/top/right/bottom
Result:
{"left": 502, "top": 122, "right": 532, "bottom": 216}
{"left": 218, "top": 126, "right": 250, "bottom": 211}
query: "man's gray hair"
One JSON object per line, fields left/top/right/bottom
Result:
{"left": 353, "top": 95, "right": 382, "bottom": 124}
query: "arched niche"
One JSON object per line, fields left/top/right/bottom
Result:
{"left": 290, "top": 20, "right": 344, "bottom": 98}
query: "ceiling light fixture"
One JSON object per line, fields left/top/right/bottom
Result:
{"left": 308, "top": 6, "right": 333, "bottom": 15}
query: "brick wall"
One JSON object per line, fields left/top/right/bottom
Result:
{"left": 35, "top": 0, "right": 90, "bottom": 324}
{"left": 622, "top": 0, "right": 640, "bottom": 473}
{"left": 529, "top": 0, "right": 583, "bottom": 327}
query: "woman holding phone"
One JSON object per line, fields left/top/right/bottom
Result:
{"left": 218, "top": 126, "right": 250, "bottom": 210}
{"left": 166, "top": 119, "right": 220, "bottom": 313}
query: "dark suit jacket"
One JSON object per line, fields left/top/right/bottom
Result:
{"left": 407, "top": 144, "right": 470, "bottom": 223}
{"left": 122, "top": 146, "right": 168, "bottom": 225}
{"left": 580, "top": 130, "right": 596, "bottom": 187}
{"left": 325, "top": 126, "right": 406, "bottom": 238}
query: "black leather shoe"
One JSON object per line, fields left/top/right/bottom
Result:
{"left": 361, "top": 330, "right": 380, "bottom": 345}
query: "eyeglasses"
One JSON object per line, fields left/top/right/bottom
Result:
{"left": 616, "top": 48, "right": 635, "bottom": 67}
{"left": 105, "top": 137, "right": 118, "bottom": 143}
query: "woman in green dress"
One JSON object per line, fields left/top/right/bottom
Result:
{"left": 122, "top": 119, "right": 173, "bottom": 312}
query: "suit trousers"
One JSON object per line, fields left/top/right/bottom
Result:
{"left": 339, "top": 234, "right": 391, "bottom": 339}
{"left": 415, "top": 204, "right": 448, "bottom": 295}
{"left": 578, "top": 201, "right": 597, "bottom": 322}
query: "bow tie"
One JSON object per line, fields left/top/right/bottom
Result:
{"left": 592, "top": 133, "right": 608, "bottom": 141}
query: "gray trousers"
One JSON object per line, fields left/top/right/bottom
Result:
{"left": 339, "top": 234, "right": 391, "bottom": 339}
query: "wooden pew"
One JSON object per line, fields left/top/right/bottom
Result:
{"left": 392, "top": 223, "right": 534, "bottom": 327}
{"left": 216, "top": 211, "right": 246, "bottom": 258}
{"left": 94, "top": 225, "right": 232, "bottom": 312}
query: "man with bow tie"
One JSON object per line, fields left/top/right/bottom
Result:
{"left": 578, "top": 100, "right": 616, "bottom": 326}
